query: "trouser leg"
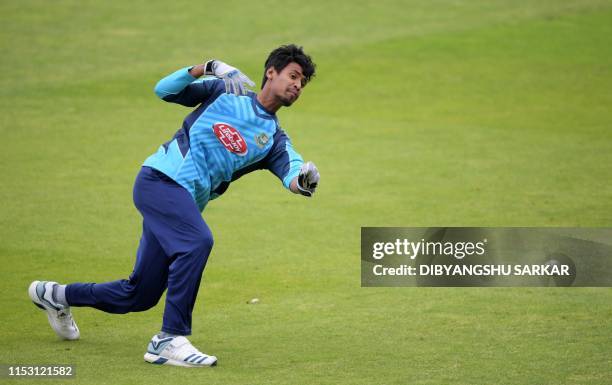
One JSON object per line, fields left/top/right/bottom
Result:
{"left": 66, "top": 221, "right": 169, "bottom": 313}
{"left": 160, "top": 221, "right": 212, "bottom": 335}
{"left": 64, "top": 167, "right": 212, "bottom": 335}
{"left": 131, "top": 167, "right": 213, "bottom": 336}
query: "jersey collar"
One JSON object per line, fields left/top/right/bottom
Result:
{"left": 249, "top": 93, "right": 277, "bottom": 121}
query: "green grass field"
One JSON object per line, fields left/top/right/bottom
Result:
{"left": 2, "top": 1, "right": 611, "bottom": 384}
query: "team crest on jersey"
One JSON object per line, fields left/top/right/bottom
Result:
{"left": 255, "top": 133, "right": 270, "bottom": 149}
{"left": 212, "top": 123, "right": 248, "bottom": 156}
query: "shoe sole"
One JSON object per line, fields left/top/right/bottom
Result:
{"left": 144, "top": 353, "right": 217, "bottom": 367}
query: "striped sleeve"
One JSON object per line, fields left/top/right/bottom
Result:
{"left": 154, "top": 67, "right": 224, "bottom": 107}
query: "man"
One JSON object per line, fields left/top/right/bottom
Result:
{"left": 28, "top": 44, "right": 319, "bottom": 367}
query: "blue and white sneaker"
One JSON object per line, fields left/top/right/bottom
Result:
{"left": 28, "top": 281, "right": 80, "bottom": 340}
{"left": 144, "top": 335, "right": 217, "bottom": 367}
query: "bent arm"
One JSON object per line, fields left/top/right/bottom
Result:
{"left": 154, "top": 66, "right": 219, "bottom": 107}
{"left": 264, "top": 129, "right": 307, "bottom": 195}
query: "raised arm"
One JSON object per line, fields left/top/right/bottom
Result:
{"left": 154, "top": 66, "right": 218, "bottom": 107}
{"left": 154, "top": 60, "right": 255, "bottom": 107}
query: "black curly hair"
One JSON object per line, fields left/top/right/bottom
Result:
{"left": 261, "top": 44, "right": 316, "bottom": 89}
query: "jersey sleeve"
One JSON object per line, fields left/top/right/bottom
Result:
{"left": 154, "top": 66, "right": 224, "bottom": 107}
{"left": 264, "top": 129, "right": 304, "bottom": 190}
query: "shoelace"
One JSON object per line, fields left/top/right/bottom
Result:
{"left": 57, "top": 310, "right": 74, "bottom": 325}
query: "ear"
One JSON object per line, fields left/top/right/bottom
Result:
{"left": 266, "top": 67, "right": 276, "bottom": 81}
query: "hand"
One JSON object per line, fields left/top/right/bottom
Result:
{"left": 297, "top": 161, "right": 320, "bottom": 197}
{"left": 204, "top": 59, "right": 255, "bottom": 96}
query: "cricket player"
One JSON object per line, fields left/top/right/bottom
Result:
{"left": 28, "top": 44, "right": 318, "bottom": 367}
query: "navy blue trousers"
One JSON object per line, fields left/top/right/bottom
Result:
{"left": 66, "top": 167, "right": 213, "bottom": 335}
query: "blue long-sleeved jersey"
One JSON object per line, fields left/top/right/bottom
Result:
{"left": 143, "top": 67, "right": 304, "bottom": 211}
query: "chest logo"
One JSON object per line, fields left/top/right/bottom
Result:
{"left": 213, "top": 123, "right": 248, "bottom": 156}
{"left": 255, "top": 133, "right": 270, "bottom": 149}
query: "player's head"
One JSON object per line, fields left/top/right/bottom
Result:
{"left": 261, "top": 44, "right": 316, "bottom": 106}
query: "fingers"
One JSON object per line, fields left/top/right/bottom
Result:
{"left": 305, "top": 163, "right": 319, "bottom": 192}
{"left": 223, "top": 78, "right": 234, "bottom": 95}
{"left": 212, "top": 64, "right": 254, "bottom": 95}
{"left": 235, "top": 74, "right": 254, "bottom": 95}
{"left": 222, "top": 77, "right": 252, "bottom": 96}
{"left": 311, "top": 169, "right": 320, "bottom": 184}
{"left": 241, "top": 74, "right": 255, "bottom": 87}
{"left": 235, "top": 82, "right": 245, "bottom": 96}
{"left": 303, "top": 162, "right": 320, "bottom": 183}
{"left": 297, "top": 161, "right": 319, "bottom": 197}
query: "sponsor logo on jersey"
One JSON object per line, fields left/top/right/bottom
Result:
{"left": 255, "top": 133, "right": 270, "bottom": 148}
{"left": 213, "top": 123, "right": 248, "bottom": 156}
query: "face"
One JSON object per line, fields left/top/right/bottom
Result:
{"left": 266, "top": 62, "right": 306, "bottom": 106}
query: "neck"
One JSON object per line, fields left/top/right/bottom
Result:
{"left": 256, "top": 87, "right": 281, "bottom": 114}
